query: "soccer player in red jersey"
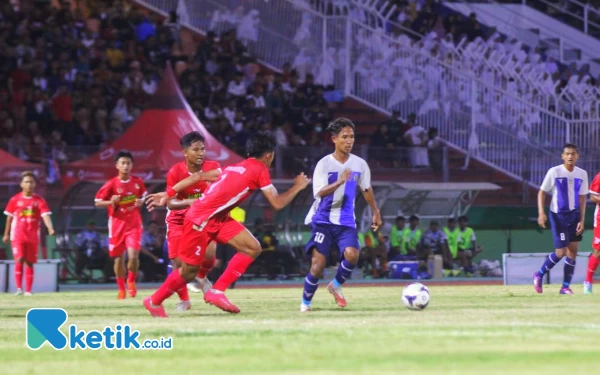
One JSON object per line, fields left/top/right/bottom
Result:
{"left": 585, "top": 172, "right": 600, "bottom": 294}
{"left": 165, "top": 131, "right": 221, "bottom": 311}
{"left": 95, "top": 150, "right": 147, "bottom": 299}
{"left": 143, "top": 131, "right": 311, "bottom": 316}
{"left": 3, "top": 171, "right": 55, "bottom": 295}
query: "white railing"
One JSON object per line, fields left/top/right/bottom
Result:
{"left": 524, "top": 0, "right": 600, "bottom": 36}
{"left": 134, "top": 0, "right": 600, "bottom": 186}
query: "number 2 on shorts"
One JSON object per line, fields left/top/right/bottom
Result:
{"left": 195, "top": 246, "right": 202, "bottom": 256}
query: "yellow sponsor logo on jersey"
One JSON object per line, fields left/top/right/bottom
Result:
{"left": 119, "top": 194, "right": 137, "bottom": 205}
{"left": 187, "top": 193, "right": 201, "bottom": 199}
{"left": 20, "top": 209, "right": 34, "bottom": 217}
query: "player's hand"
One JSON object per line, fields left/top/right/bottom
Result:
{"left": 576, "top": 221, "right": 584, "bottom": 236}
{"left": 293, "top": 172, "right": 311, "bottom": 190}
{"left": 134, "top": 199, "right": 144, "bottom": 208}
{"left": 196, "top": 169, "right": 221, "bottom": 182}
{"left": 2, "top": 234, "right": 8, "bottom": 243}
{"left": 145, "top": 192, "right": 169, "bottom": 212}
{"left": 48, "top": 229, "right": 55, "bottom": 236}
{"left": 340, "top": 168, "right": 352, "bottom": 182}
{"left": 110, "top": 195, "right": 121, "bottom": 206}
{"left": 371, "top": 210, "right": 383, "bottom": 232}
{"left": 537, "top": 213, "right": 547, "bottom": 228}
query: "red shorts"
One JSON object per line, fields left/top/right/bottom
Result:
{"left": 593, "top": 226, "right": 600, "bottom": 250}
{"left": 12, "top": 241, "right": 38, "bottom": 263}
{"left": 179, "top": 216, "right": 245, "bottom": 266}
{"left": 166, "top": 225, "right": 183, "bottom": 260}
{"left": 109, "top": 224, "right": 142, "bottom": 258}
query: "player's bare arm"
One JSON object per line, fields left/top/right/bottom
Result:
{"left": 42, "top": 215, "right": 55, "bottom": 236}
{"left": 315, "top": 168, "right": 352, "bottom": 198}
{"left": 3, "top": 215, "right": 12, "bottom": 243}
{"left": 576, "top": 193, "right": 587, "bottom": 235}
{"left": 537, "top": 189, "right": 547, "bottom": 228}
{"left": 166, "top": 198, "right": 197, "bottom": 211}
{"left": 95, "top": 195, "right": 121, "bottom": 208}
{"left": 591, "top": 194, "right": 600, "bottom": 204}
{"left": 361, "top": 187, "right": 382, "bottom": 231}
{"left": 145, "top": 169, "right": 221, "bottom": 211}
{"left": 262, "top": 173, "right": 311, "bottom": 211}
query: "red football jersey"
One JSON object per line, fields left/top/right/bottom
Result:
{"left": 165, "top": 160, "right": 221, "bottom": 227}
{"left": 590, "top": 172, "right": 600, "bottom": 227}
{"left": 186, "top": 158, "right": 273, "bottom": 224}
{"left": 95, "top": 176, "right": 147, "bottom": 227}
{"left": 4, "top": 193, "right": 51, "bottom": 242}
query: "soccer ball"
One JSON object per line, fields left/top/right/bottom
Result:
{"left": 401, "top": 283, "right": 430, "bottom": 311}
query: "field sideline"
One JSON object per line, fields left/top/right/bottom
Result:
{"left": 0, "top": 284, "right": 597, "bottom": 375}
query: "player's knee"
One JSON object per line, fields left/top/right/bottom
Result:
{"left": 180, "top": 263, "right": 200, "bottom": 281}
{"left": 343, "top": 247, "right": 360, "bottom": 264}
{"left": 172, "top": 258, "right": 182, "bottom": 269}
{"left": 310, "top": 256, "right": 326, "bottom": 277}
{"left": 245, "top": 238, "right": 262, "bottom": 258}
{"left": 594, "top": 250, "right": 600, "bottom": 259}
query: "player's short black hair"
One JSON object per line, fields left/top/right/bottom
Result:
{"left": 148, "top": 220, "right": 158, "bottom": 226}
{"left": 458, "top": 215, "right": 468, "bottom": 223}
{"left": 115, "top": 150, "right": 134, "bottom": 163}
{"left": 396, "top": 216, "right": 405, "bottom": 221}
{"left": 180, "top": 131, "right": 205, "bottom": 149}
{"left": 326, "top": 118, "right": 356, "bottom": 136}
{"left": 246, "top": 131, "right": 277, "bottom": 158}
{"left": 448, "top": 218, "right": 456, "bottom": 224}
{"left": 21, "top": 171, "right": 36, "bottom": 182}
{"left": 562, "top": 143, "right": 578, "bottom": 153}
{"left": 409, "top": 215, "right": 419, "bottom": 222}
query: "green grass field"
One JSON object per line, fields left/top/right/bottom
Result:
{"left": 0, "top": 284, "right": 598, "bottom": 375}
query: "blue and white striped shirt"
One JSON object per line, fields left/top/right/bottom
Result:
{"left": 540, "top": 165, "right": 588, "bottom": 213}
{"left": 304, "top": 154, "right": 371, "bottom": 228}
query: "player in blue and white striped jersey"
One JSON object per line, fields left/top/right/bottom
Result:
{"left": 534, "top": 143, "right": 588, "bottom": 294}
{"left": 300, "top": 118, "right": 382, "bottom": 312}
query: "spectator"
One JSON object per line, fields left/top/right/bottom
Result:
{"left": 419, "top": 220, "right": 453, "bottom": 272}
{"left": 139, "top": 220, "right": 166, "bottom": 282}
{"left": 427, "top": 127, "right": 443, "bottom": 172}
{"left": 253, "top": 218, "right": 297, "bottom": 280}
{"left": 388, "top": 215, "right": 406, "bottom": 260}
{"left": 403, "top": 215, "right": 422, "bottom": 257}
{"left": 457, "top": 216, "right": 483, "bottom": 275}
{"left": 403, "top": 113, "right": 429, "bottom": 168}
{"left": 74, "top": 219, "right": 110, "bottom": 283}
{"left": 359, "top": 227, "right": 389, "bottom": 278}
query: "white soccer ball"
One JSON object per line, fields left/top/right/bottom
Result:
{"left": 401, "top": 283, "right": 430, "bottom": 311}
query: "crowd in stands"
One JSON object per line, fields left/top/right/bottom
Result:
{"left": 0, "top": 0, "right": 334, "bottom": 165}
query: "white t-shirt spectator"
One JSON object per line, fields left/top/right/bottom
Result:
{"left": 227, "top": 80, "right": 246, "bottom": 97}
{"left": 223, "top": 106, "right": 236, "bottom": 125}
{"left": 142, "top": 79, "right": 157, "bottom": 95}
{"left": 404, "top": 125, "right": 426, "bottom": 146}
{"left": 247, "top": 94, "right": 266, "bottom": 108}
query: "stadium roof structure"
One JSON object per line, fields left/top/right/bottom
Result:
{"left": 61, "top": 63, "right": 243, "bottom": 186}
{"left": 0, "top": 149, "right": 45, "bottom": 185}
{"left": 358, "top": 181, "right": 502, "bottom": 232}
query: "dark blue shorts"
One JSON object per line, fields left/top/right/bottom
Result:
{"left": 549, "top": 210, "right": 582, "bottom": 249}
{"left": 305, "top": 223, "right": 360, "bottom": 260}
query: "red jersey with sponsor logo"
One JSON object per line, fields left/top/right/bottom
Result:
{"left": 4, "top": 193, "right": 51, "bottom": 242}
{"left": 95, "top": 176, "right": 146, "bottom": 228}
{"left": 186, "top": 158, "right": 273, "bottom": 224}
{"left": 590, "top": 172, "right": 600, "bottom": 227}
{"left": 165, "top": 160, "right": 221, "bottom": 228}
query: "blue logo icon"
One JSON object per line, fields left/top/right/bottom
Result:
{"left": 25, "top": 308, "right": 172, "bottom": 350}
{"left": 26, "top": 308, "right": 68, "bottom": 350}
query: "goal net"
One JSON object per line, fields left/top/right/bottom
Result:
{"left": 503, "top": 252, "right": 591, "bottom": 285}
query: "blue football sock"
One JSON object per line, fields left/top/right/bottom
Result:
{"left": 538, "top": 253, "right": 562, "bottom": 276}
{"left": 302, "top": 273, "right": 319, "bottom": 305}
{"left": 333, "top": 259, "right": 355, "bottom": 288}
{"left": 563, "top": 257, "right": 576, "bottom": 288}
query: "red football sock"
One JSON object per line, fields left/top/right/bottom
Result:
{"left": 197, "top": 257, "right": 215, "bottom": 279}
{"left": 15, "top": 262, "right": 23, "bottom": 290}
{"left": 176, "top": 285, "right": 189, "bottom": 302}
{"left": 116, "top": 277, "right": 126, "bottom": 292}
{"left": 586, "top": 255, "right": 600, "bottom": 283}
{"left": 151, "top": 271, "right": 187, "bottom": 306}
{"left": 25, "top": 266, "right": 34, "bottom": 293}
{"left": 214, "top": 253, "right": 254, "bottom": 292}
{"left": 127, "top": 271, "right": 137, "bottom": 283}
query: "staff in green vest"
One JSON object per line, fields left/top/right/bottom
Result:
{"left": 457, "top": 215, "right": 482, "bottom": 274}
{"left": 444, "top": 218, "right": 459, "bottom": 259}
{"left": 389, "top": 216, "right": 406, "bottom": 259}
{"left": 402, "top": 215, "right": 422, "bottom": 256}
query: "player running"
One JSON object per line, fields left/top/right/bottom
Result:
{"left": 534, "top": 143, "right": 588, "bottom": 294}
{"left": 300, "top": 118, "right": 382, "bottom": 312}
{"left": 3, "top": 171, "right": 55, "bottom": 295}
{"left": 584, "top": 171, "right": 600, "bottom": 294}
{"left": 143, "top": 131, "right": 311, "bottom": 316}
{"left": 165, "top": 131, "right": 221, "bottom": 310}
{"left": 95, "top": 150, "right": 147, "bottom": 299}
